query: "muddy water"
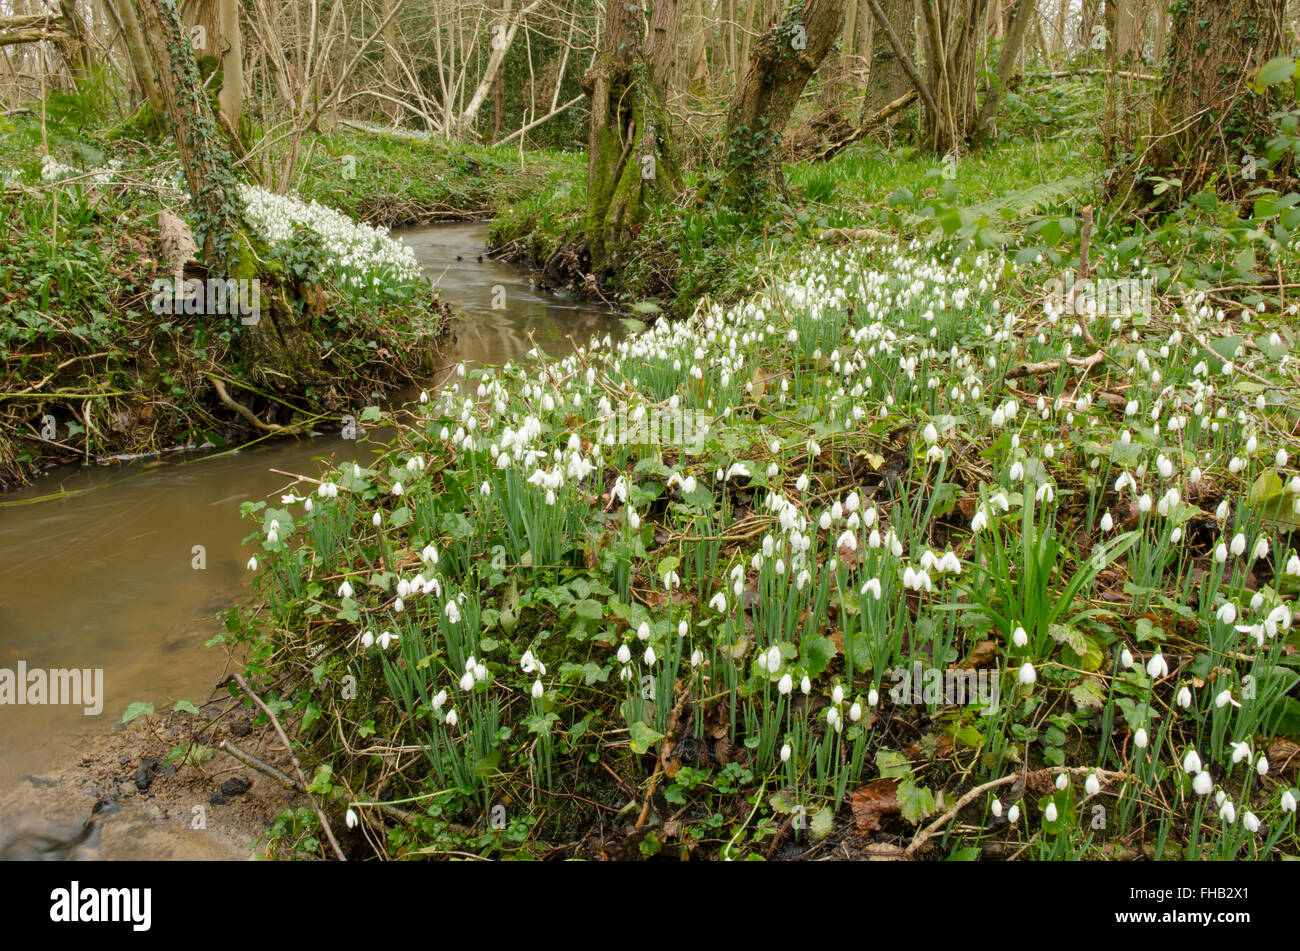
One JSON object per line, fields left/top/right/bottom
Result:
{"left": 0, "top": 221, "right": 620, "bottom": 859}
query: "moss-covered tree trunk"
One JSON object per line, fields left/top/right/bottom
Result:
{"left": 582, "top": 0, "right": 683, "bottom": 280}
{"left": 719, "top": 0, "right": 850, "bottom": 212}
{"left": 135, "top": 0, "right": 245, "bottom": 277}
{"left": 1140, "top": 0, "right": 1286, "bottom": 198}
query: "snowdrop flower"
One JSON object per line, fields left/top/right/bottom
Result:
{"left": 391, "top": 482, "right": 404, "bottom": 497}
{"left": 1146, "top": 652, "right": 1168, "bottom": 679}
{"left": 1183, "top": 749, "right": 1202, "bottom": 774}
{"left": 432, "top": 689, "right": 447, "bottom": 710}
{"left": 1192, "top": 770, "right": 1213, "bottom": 795}
{"left": 360, "top": 630, "right": 375, "bottom": 649}
{"left": 832, "top": 684, "right": 845, "bottom": 705}
{"left": 1251, "top": 537, "right": 1269, "bottom": 561}
{"left": 1243, "top": 811, "right": 1261, "bottom": 833}
{"left": 246, "top": 556, "right": 258, "bottom": 571}
{"left": 1134, "top": 727, "right": 1149, "bottom": 749}
{"left": 801, "top": 676, "right": 811, "bottom": 695}
{"left": 1085, "top": 773, "right": 1100, "bottom": 797}
{"left": 1176, "top": 685, "right": 1193, "bottom": 709}
{"left": 1007, "top": 804, "right": 1020, "bottom": 825}
{"left": 445, "top": 708, "right": 459, "bottom": 727}
{"left": 1230, "top": 741, "right": 1252, "bottom": 765}
{"left": 346, "top": 808, "right": 359, "bottom": 829}
{"left": 1055, "top": 773, "right": 1068, "bottom": 791}
{"left": 1282, "top": 790, "right": 1297, "bottom": 813}
{"left": 778, "top": 673, "right": 793, "bottom": 695}
{"left": 1012, "top": 626, "right": 1028, "bottom": 648}
{"left": 1215, "top": 688, "right": 1241, "bottom": 709}
{"left": 709, "top": 591, "right": 728, "bottom": 612}
{"left": 1099, "top": 512, "right": 1113, "bottom": 532}
{"left": 372, "top": 512, "right": 382, "bottom": 527}
{"left": 459, "top": 670, "right": 475, "bottom": 691}
{"left": 377, "top": 630, "right": 398, "bottom": 650}
{"left": 780, "top": 743, "right": 792, "bottom": 763}
{"left": 1018, "top": 662, "right": 1037, "bottom": 685}
{"left": 1120, "top": 648, "right": 1134, "bottom": 669}
{"left": 1230, "top": 533, "right": 1246, "bottom": 557}
{"left": 637, "top": 622, "right": 651, "bottom": 641}
{"left": 1256, "top": 755, "right": 1269, "bottom": 776}
{"left": 1045, "top": 802, "right": 1058, "bottom": 822}
{"left": 446, "top": 600, "right": 461, "bottom": 624}
{"left": 531, "top": 679, "right": 545, "bottom": 699}
{"left": 616, "top": 643, "right": 631, "bottom": 665}
{"left": 970, "top": 509, "right": 988, "bottom": 533}
{"left": 991, "top": 798, "right": 1003, "bottom": 819}
{"left": 1216, "top": 602, "right": 1237, "bottom": 626}
{"left": 922, "top": 422, "right": 938, "bottom": 444}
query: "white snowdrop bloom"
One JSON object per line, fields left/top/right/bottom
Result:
{"left": 832, "top": 684, "right": 845, "bottom": 705}
{"left": 643, "top": 646, "right": 657, "bottom": 666}
{"left": 459, "top": 670, "right": 475, "bottom": 691}
{"left": 1231, "top": 741, "right": 1252, "bottom": 765}
{"left": 246, "top": 556, "right": 258, "bottom": 571}
{"left": 445, "top": 708, "right": 459, "bottom": 727}
{"left": 867, "top": 688, "right": 878, "bottom": 706}
{"left": 778, "top": 673, "right": 793, "bottom": 695}
{"left": 616, "top": 643, "right": 632, "bottom": 665}
{"left": 922, "top": 422, "right": 938, "bottom": 444}
{"left": 445, "top": 600, "right": 462, "bottom": 625}
{"left": 1214, "top": 543, "right": 1228, "bottom": 564}
{"left": 377, "top": 631, "right": 398, "bottom": 650}
{"left": 1183, "top": 749, "right": 1203, "bottom": 774}
{"left": 690, "top": 649, "right": 704, "bottom": 668}
{"left": 1120, "top": 648, "right": 1134, "bottom": 669}
{"left": 1176, "top": 685, "right": 1193, "bottom": 709}
{"left": 1134, "top": 727, "right": 1149, "bottom": 749}
{"left": 795, "top": 473, "right": 810, "bottom": 492}
{"left": 1282, "top": 790, "right": 1297, "bottom": 813}
{"left": 360, "top": 630, "right": 375, "bottom": 649}
{"left": 637, "top": 622, "right": 651, "bottom": 641}
{"left": 1007, "top": 804, "right": 1020, "bottom": 825}
{"left": 1288, "top": 554, "right": 1300, "bottom": 576}
{"left": 1192, "top": 770, "right": 1213, "bottom": 795}
{"left": 1012, "top": 626, "right": 1028, "bottom": 648}
{"left": 1085, "top": 773, "right": 1100, "bottom": 797}
{"left": 1018, "top": 662, "right": 1037, "bottom": 685}
{"left": 1216, "top": 602, "right": 1237, "bottom": 626}
{"left": 1256, "top": 755, "right": 1269, "bottom": 776}
{"left": 1215, "top": 688, "right": 1240, "bottom": 709}
{"left": 1219, "top": 800, "right": 1237, "bottom": 823}
{"left": 1055, "top": 773, "right": 1068, "bottom": 791}
{"left": 1100, "top": 512, "right": 1114, "bottom": 532}
{"left": 1009, "top": 461, "right": 1024, "bottom": 481}
{"left": 1252, "top": 537, "right": 1270, "bottom": 561}
{"left": 970, "top": 509, "right": 988, "bottom": 533}
{"left": 1044, "top": 802, "right": 1058, "bottom": 822}
{"left": 1242, "top": 811, "right": 1261, "bottom": 833}
{"left": 1146, "top": 653, "right": 1169, "bottom": 679}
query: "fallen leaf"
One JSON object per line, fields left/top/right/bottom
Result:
{"left": 851, "top": 779, "right": 900, "bottom": 832}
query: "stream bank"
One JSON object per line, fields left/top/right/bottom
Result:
{"left": 0, "top": 221, "right": 620, "bottom": 860}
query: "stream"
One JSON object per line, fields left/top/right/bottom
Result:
{"left": 0, "top": 221, "right": 622, "bottom": 859}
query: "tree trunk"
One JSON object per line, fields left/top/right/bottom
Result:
{"left": 973, "top": 0, "right": 1034, "bottom": 139}
{"left": 135, "top": 0, "right": 246, "bottom": 277}
{"left": 1140, "top": 0, "right": 1286, "bottom": 199}
{"left": 216, "top": 0, "right": 242, "bottom": 132}
{"left": 864, "top": 0, "right": 913, "bottom": 113}
{"left": 920, "top": 0, "right": 990, "bottom": 155}
{"left": 720, "top": 0, "right": 850, "bottom": 211}
{"left": 106, "top": 0, "right": 165, "bottom": 116}
{"left": 582, "top": 0, "right": 683, "bottom": 279}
